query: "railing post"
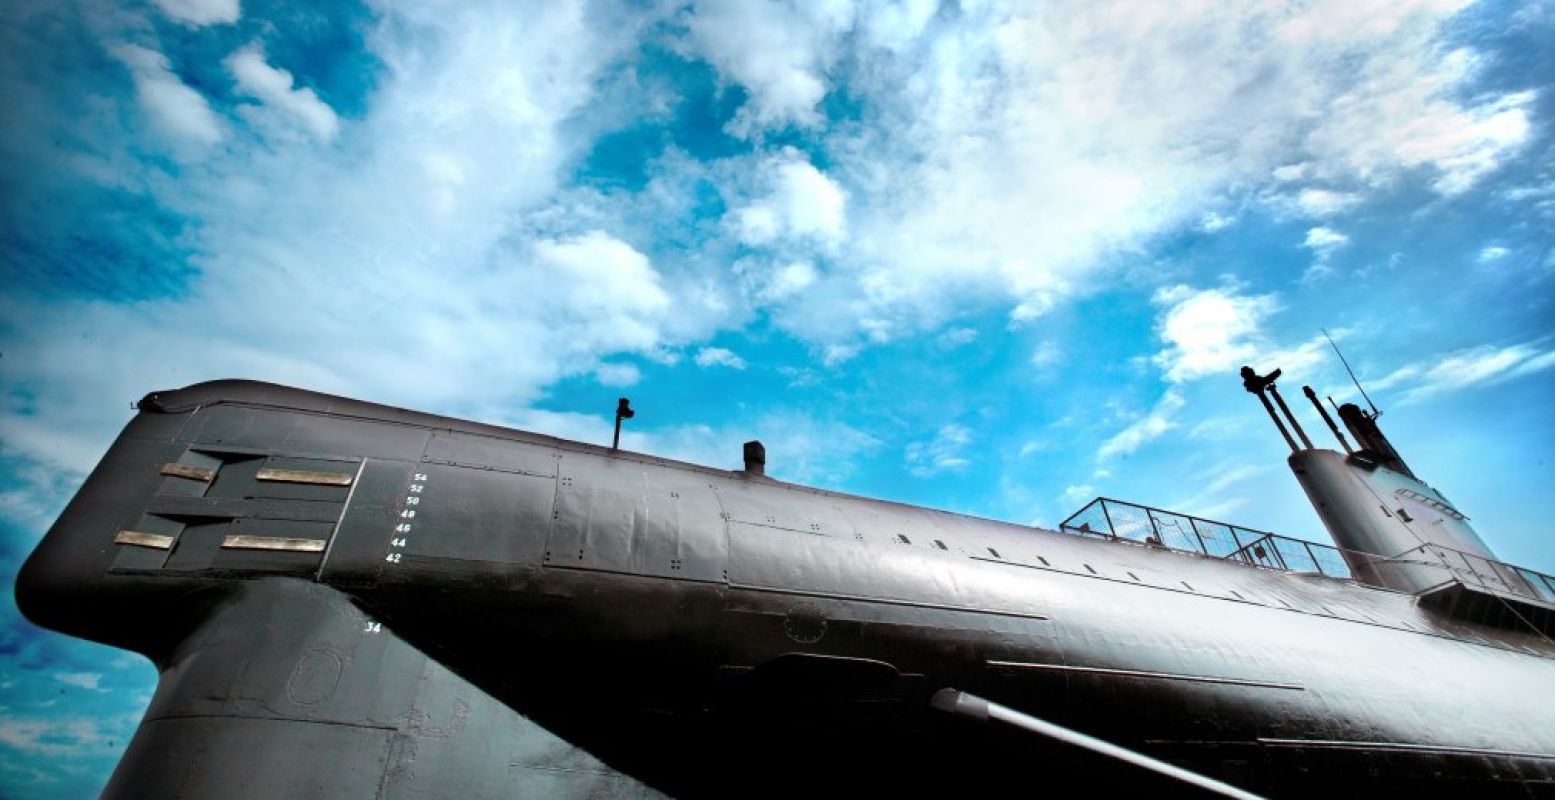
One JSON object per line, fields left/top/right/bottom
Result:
{"left": 1267, "top": 536, "right": 1289, "bottom": 570}
{"left": 1456, "top": 551, "right": 1480, "bottom": 589}
{"left": 1228, "top": 528, "right": 1247, "bottom": 563}
{"left": 1302, "top": 541, "right": 1323, "bottom": 576}
{"left": 1060, "top": 498, "right": 1094, "bottom": 532}
{"left": 1187, "top": 518, "right": 1209, "bottom": 556}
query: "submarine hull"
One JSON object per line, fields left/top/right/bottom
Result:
{"left": 18, "top": 381, "right": 1555, "bottom": 797}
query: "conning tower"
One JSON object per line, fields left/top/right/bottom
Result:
{"left": 1239, "top": 364, "right": 1553, "bottom": 629}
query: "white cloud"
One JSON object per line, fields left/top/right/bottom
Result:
{"left": 1302, "top": 226, "right": 1351, "bottom": 280}
{"left": 1201, "top": 464, "right": 1269, "bottom": 497}
{"left": 52, "top": 672, "right": 103, "bottom": 691}
{"left": 1169, "top": 460, "right": 1275, "bottom": 516}
{"left": 1152, "top": 286, "right": 1276, "bottom": 383}
{"left": 1097, "top": 390, "right": 1185, "bottom": 460}
{"left": 1387, "top": 89, "right": 1535, "bottom": 195}
{"left": 1369, "top": 341, "right": 1555, "bottom": 404}
{"left": 1, "top": 5, "right": 715, "bottom": 488}
{"left": 1514, "top": 350, "right": 1555, "bottom": 379}
{"left": 1304, "top": 226, "right": 1350, "bottom": 252}
{"left": 151, "top": 0, "right": 239, "bottom": 26}
{"left": 227, "top": 44, "right": 340, "bottom": 142}
{"left": 1199, "top": 211, "right": 1235, "bottom": 232}
{"left": 533, "top": 231, "right": 672, "bottom": 350}
{"left": 112, "top": 44, "right": 223, "bottom": 152}
{"left": 1029, "top": 340, "right": 1061, "bottom": 369}
{"left": 1272, "top": 163, "right": 1310, "bottom": 182}
{"left": 623, "top": 412, "right": 878, "bottom": 485}
{"left": 730, "top": 150, "right": 848, "bottom": 248}
{"left": 701, "top": 0, "right": 1534, "bottom": 347}
{"left": 3, "top": 0, "right": 1543, "bottom": 531}
{"left": 593, "top": 362, "right": 641, "bottom": 386}
{"left": 821, "top": 343, "right": 859, "bottom": 366}
{"left": 905, "top": 423, "right": 973, "bottom": 477}
{"left": 1061, "top": 484, "right": 1094, "bottom": 504}
{"left": 1294, "top": 188, "right": 1362, "bottom": 216}
{"left": 694, "top": 347, "right": 747, "bottom": 369}
{"left": 762, "top": 261, "right": 819, "bottom": 300}
{"left": 1260, "top": 333, "right": 1332, "bottom": 379}
{"left": 1502, "top": 176, "right": 1555, "bottom": 219}
{"left": 683, "top": 0, "right": 853, "bottom": 134}
{"left": 0, "top": 716, "right": 114, "bottom": 759}
{"left": 939, "top": 327, "right": 978, "bottom": 347}
{"left": 1477, "top": 245, "right": 1509, "bottom": 263}
{"left": 1150, "top": 285, "right": 1332, "bottom": 385}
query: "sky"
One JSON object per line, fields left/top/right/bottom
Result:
{"left": 0, "top": 0, "right": 1552, "bottom": 795}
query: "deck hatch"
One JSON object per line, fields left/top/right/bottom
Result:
{"left": 115, "top": 530, "right": 175, "bottom": 549}
{"left": 255, "top": 468, "right": 354, "bottom": 486}
{"left": 160, "top": 463, "right": 216, "bottom": 482}
{"left": 222, "top": 535, "right": 328, "bottom": 552}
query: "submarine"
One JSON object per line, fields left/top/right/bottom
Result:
{"left": 15, "top": 367, "right": 1555, "bottom": 797}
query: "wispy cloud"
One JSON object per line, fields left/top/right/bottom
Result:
{"left": 1029, "top": 341, "right": 1062, "bottom": 370}
{"left": 151, "top": 0, "right": 239, "bottom": 26}
{"left": 1301, "top": 225, "right": 1351, "bottom": 280}
{"left": 1477, "top": 245, "right": 1510, "bottom": 263}
{"left": 1166, "top": 462, "right": 1272, "bottom": 521}
{"left": 1097, "top": 390, "right": 1185, "bottom": 460}
{"left": 1061, "top": 484, "right": 1095, "bottom": 505}
{"left": 1304, "top": 226, "right": 1350, "bottom": 253}
{"left": 1199, "top": 211, "right": 1235, "bottom": 232}
{"left": 674, "top": 0, "right": 1539, "bottom": 350}
{"left": 756, "top": 262, "right": 819, "bottom": 302}
{"left": 592, "top": 362, "right": 640, "bottom": 387}
{"left": 938, "top": 327, "right": 979, "bottom": 348}
{"left": 488, "top": 407, "right": 878, "bottom": 486}
{"left": 905, "top": 424, "right": 973, "bottom": 477}
{"left": 651, "top": 412, "right": 879, "bottom": 485}
{"left": 51, "top": 673, "right": 103, "bottom": 692}
{"left": 227, "top": 44, "right": 341, "bottom": 142}
{"left": 694, "top": 347, "right": 747, "bottom": 370}
{"left": 1294, "top": 188, "right": 1362, "bottom": 217}
{"left": 0, "top": 716, "right": 113, "bottom": 759}
{"left": 111, "top": 43, "right": 223, "bottom": 153}
{"left": 1369, "top": 341, "right": 1555, "bottom": 404}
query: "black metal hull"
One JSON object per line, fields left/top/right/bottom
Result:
{"left": 18, "top": 381, "right": 1555, "bottom": 797}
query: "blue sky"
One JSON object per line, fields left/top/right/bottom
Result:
{"left": 2, "top": 0, "right": 1553, "bottom": 794}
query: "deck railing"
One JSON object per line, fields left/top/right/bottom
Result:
{"left": 1058, "top": 497, "right": 1555, "bottom": 608}
{"left": 1059, "top": 497, "right": 1355, "bottom": 578}
{"left": 1384, "top": 542, "right": 1555, "bottom": 605}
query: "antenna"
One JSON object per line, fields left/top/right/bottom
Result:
{"left": 1322, "top": 329, "right": 1379, "bottom": 418}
